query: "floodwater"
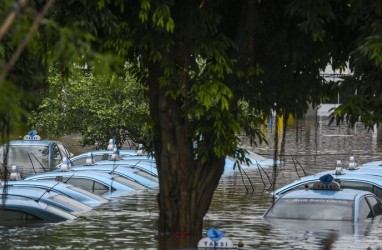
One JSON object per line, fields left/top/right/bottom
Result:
{"left": 2, "top": 117, "right": 382, "bottom": 249}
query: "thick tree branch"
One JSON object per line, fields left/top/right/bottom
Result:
{"left": 0, "top": 0, "right": 28, "bottom": 41}
{"left": 0, "top": 0, "right": 54, "bottom": 84}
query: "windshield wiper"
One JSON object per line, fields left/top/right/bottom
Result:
{"left": 29, "top": 152, "right": 47, "bottom": 172}
{"left": 26, "top": 152, "right": 38, "bottom": 174}
{"left": 36, "top": 182, "right": 60, "bottom": 202}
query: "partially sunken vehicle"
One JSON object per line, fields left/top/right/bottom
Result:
{"left": 0, "top": 197, "right": 76, "bottom": 226}
{"left": 265, "top": 175, "right": 382, "bottom": 222}
{"left": 2, "top": 186, "right": 92, "bottom": 216}
{"left": 57, "top": 152, "right": 159, "bottom": 181}
{"left": 70, "top": 164, "right": 158, "bottom": 188}
{"left": 4, "top": 179, "right": 108, "bottom": 207}
{"left": 25, "top": 170, "right": 141, "bottom": 199}
{"left": 0, "top": 131, "right": 73, "bottom": 178}
{"left": 59, "top": 149, "right": 144, "bottom": 167}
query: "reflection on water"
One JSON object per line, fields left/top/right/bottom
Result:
{"left": 2, "top": 118, "right": 382, "bottom": 249}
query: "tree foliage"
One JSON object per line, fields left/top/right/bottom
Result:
{"left": 29, "top": 65, "right": 149, "bottom": 148}
{"left": 3, "top": 0, "right": 382, "bottom": 245}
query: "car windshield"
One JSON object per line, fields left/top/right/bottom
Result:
{"left": 70, "top": 154, "right": 109, "bottom": 166}
{"left": 265, "top": 198, "right": 354, "bottom": 221}
{"left": 0, "top": 145, "right": 50, "bottom": 176}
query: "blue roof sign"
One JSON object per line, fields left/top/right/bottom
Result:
{"left": 23, "top": 130, "right": 41, "bottom": 141}
{"left": 197, "top": 228, "right": 236, "bottom": 249}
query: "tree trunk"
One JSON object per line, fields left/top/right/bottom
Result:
{"left": 148, "top": 66, "right": 226, "bottom": 239}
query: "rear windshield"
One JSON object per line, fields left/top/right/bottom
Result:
{"left": 265, "top": 198, "right": 354, "bottom": 221}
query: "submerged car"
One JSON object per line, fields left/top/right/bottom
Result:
{"left": 0, "top": 196, "right": 76, "bottom": 226}
{"left": 86, "top": 159, "right": 158, "bottom": 178}
{"left": 58, "top": 150, "right": 148, "bottom": 167}
{"left": 70, "top": 165, "right": 158, "bottom": 188}
{"left": 57, "top": 152, "right": 159, "bottom": 180}
{"left": 264, "top": 175, "right": 382, "bottom": 222}
{"left": 25, "top": 170, "right": 141, "bottom": 199}
{"left": 3, "top": 180, "right": 108, "bottom": 207}
{"left": 2, "top": 186, "right": 92, "bottom": 216}
{"left": 0, "top": 131, "right": 73, "bottom": 178}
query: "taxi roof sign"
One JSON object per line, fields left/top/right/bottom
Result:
{"left": 198, "top": 228, "right": 236, "bottom": 249}
{"left": 23, "top": 130, "right": 41, "bottom": 141}
{"left": 311, "top": 174, "right": 341, "bottom": 190}
{"left": 312, "top": 181, "right": 341, "bottom": 190}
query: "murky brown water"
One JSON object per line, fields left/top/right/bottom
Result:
{"left": 2, "top": 117, "right": 382, "bottom": 249}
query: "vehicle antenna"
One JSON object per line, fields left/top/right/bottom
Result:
{"left": 63, "top": 173, "right": 75, "bottom": 184}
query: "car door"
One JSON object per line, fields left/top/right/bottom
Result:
{"left": 50, "top": 143, "right": 62, "bottom": 169}
{"left": 366, "top": 196, "right": 382, "bottom": 221}
{"left": 358, "top": 197, "right": 374, "bottom": 221}
{"left": 57, "top": 143, "right": 73, "bottom": 158}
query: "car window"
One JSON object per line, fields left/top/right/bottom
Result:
{"left": 340, "top": 181, "right": 373, "bottom": 193}
{"left": 366, "top": 196, "right": 382, "bottom": 217}
{"left": 277, "top": 183, "right": 312, "bottom": 196}
{"left": 52, "top": 144, "right": 62, "bottom": 167}
{"left": 71, "top": 155, "right": 105, "bottom": 166}
{"left": 358, "top": 198, "right": 373, "bottom": 220}
{"left": 340, "top": 181, "right": 382, "bottom": 200}
{"left": 57, "top": 143, "right": 71, "bottom": 158}
{"left": 70, "top": 157, "right": 86, "bottom": 166}
{"left": 65, "top": 178, "right": 114, "bottom": 195}
{"left": 372, "top": 186, "right": 382, "bottom": 199}
{"left": 264, "top": 198, "right": 354, "bottom": 220}
{"left": 0, "top": 209, "right": 43, "bottom": 222}
{"left": 41, "top": 177, "right": 114, "bottom": 195}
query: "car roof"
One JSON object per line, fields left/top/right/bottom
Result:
{"left": 4, "top": 179, "right": 69, "bottom": 188}
{"left": 7, "top": 139, "right": 57, "bottom": 147}
{"left": 318, "top": 168, "right": 382, "bottom": 177}
{"left": 24, "top": 170, "right": 136, "bottom": 192}
{"left": 280, "top": 188, "right": 371, "bottom": 200}
{"left": 25, "top": 170, "right": 119, "bottom": 182}
{"left": 75, "top": 150, "right": 139, "bottom": 157}
{"left": 3, "top": 186, "right": 59, "bottom": 198}
{"left": 71, "top": 165, "right": 159, "bottom": 187}
{"left": 74, "top": 163, "right": 157, "bottom": 173}
{"left": 274, "top": 173, "right": 382, "bottom": 195}
{"left": 362, "top": 160, "right": 382, "bottom": 167}
{"left": 298, "top": 173, "right": 382, "bottom": 183}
